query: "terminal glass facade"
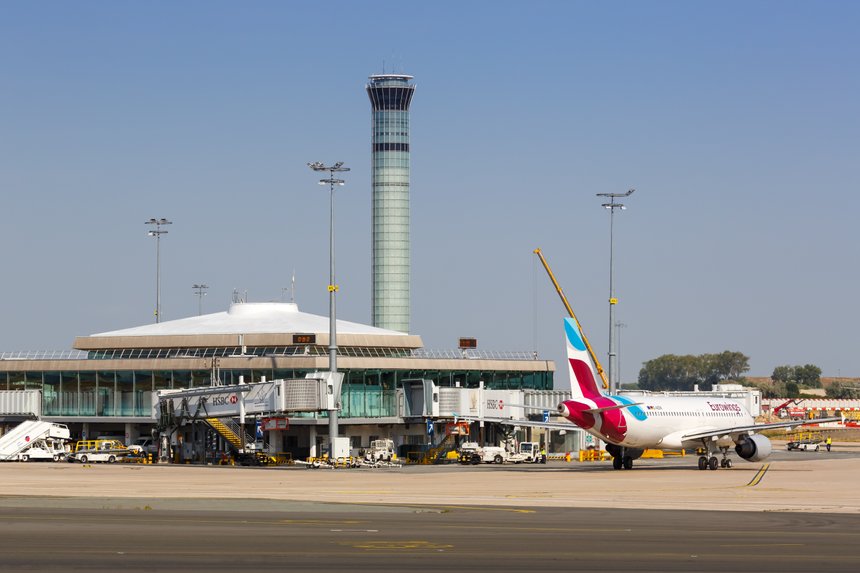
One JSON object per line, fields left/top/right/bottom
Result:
{"left": 1, "top": 367, "right": 552, "bottom": 419}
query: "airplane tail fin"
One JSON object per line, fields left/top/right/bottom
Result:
{"left": 564, "top": 317, "right": 605, "bottom": 400}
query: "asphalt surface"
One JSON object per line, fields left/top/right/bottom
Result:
{"left": 1, "top": 441, "right": 857, "bottom": 571}
{"left": 0, "top": 504, "right": 856, "bottom": 572}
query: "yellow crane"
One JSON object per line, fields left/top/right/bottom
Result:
{"left": 533, "top": 248, "right": 609, "bottom": 390}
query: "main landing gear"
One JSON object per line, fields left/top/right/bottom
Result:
{"left": 612, "top": 455, "right": 634, "bottom": 470}
{"left": 606, "top": 445, "right": 639, "bottom": 470}
{"left": 697, "top": 443, "right": 732, "bottom": 470}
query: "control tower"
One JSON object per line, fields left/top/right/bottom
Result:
{"left": 366, "top": 74, "right": 416, "bottom": 333}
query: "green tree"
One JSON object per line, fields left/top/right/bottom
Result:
{"left": 826, "top": 381, "right": 860, "bottom": 399}
{"left": 638, "top": 350, "right": 749, "bottom": 392}
{"left": 795, "top": 364, "right": 822, "bottom": 388}
{"left": 771, "top": 365, "right": 796, "bottom": 383}
{"left": 785, "top": 381, "right": 800, "bottom": 398}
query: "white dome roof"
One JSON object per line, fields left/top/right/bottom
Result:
{"left": 91, "top": 302, "right": 405, "bottom": 338}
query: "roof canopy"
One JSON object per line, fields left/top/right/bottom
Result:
{"left": 75, "top": 302, "right": 423, "bottom": 351}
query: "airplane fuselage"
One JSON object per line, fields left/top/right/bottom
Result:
{"left": 559, "top": 395, "right": 755, "bottom": 450}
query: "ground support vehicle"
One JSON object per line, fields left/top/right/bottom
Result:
{"left": 67, "top": 439, "right": 132, "bottom": 463}
{"left": 458, "top": 442, "right": 507, "bottom": 464}
{"left": 363, "top": 439, "right": 396, "bottom": 463}
{"left": 0, "top": 421, "right": 71, "bottom": 461}
{"left": 513, "top": 441, "right": 542, "bottom": 463}
{"left": 15, "top": 438, "right": 68, "bottom": 462}
{"left": 458, "top": 440, "right": 543, "bottom": 465}
{"left": 787, "top": 439, "right": 822, "bottom": 451}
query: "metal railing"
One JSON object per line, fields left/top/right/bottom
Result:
{"left": 0, "top": 350, "right": 89, "bottom": 361}
{"left": 1, "top": 347, "right": 542, "bottom": 362}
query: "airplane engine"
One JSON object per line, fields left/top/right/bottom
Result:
{"left": 734, "top": 434, "right": 772, "bottom": 462}
{"left": 605, "top": 444, "right": 644, "bottom": 460}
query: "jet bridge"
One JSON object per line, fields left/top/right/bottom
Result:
{"left": 155, "top": 373, "right": 341, "bottom": 463}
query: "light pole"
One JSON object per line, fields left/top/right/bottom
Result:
{"left": 615, "top": 321, "right": 627, "bottom": 388}
{"left": 596, "top": 189, "right": 634, "bottom": 395}
{"left": 145, "top": 218, "right": 172, "bottom": 323}
{"left": 193, "top": 284, "right": 208, "bottom": 316}
{"left": 308, "top": 161, "right": 349, "bottom": 442}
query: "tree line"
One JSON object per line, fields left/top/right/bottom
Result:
{"left": 636, "top": 353, "right": 842, "bottom": 398}
{"left": 637, "top": 351, "right": 750, "bottom": 391}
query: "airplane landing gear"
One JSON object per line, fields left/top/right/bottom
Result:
{"left": 612, "top": 454, "right": 634, "bottom": 470}
{"left": 697, "top": 441, "right": 731, "bottom": 470}
{"left": 719, "top": 446, "right": 732, "bottom": 468}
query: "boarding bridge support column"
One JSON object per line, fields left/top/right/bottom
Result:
{"left": 309, "top": 425, "right": 317, "bottom": 458}
{"left": 124, "top": 423, "right": 133, "bottom": 447}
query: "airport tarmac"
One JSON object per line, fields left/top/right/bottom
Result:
{"left": 1, "top": 443, "right": 857, "bottom": 572}
{"left": 1, "top": 442, "right": 858, "bottom": 514}
{"left": 0, "top": 504, "right": 857, "bottom": 572}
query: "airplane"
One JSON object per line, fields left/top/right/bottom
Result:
{"left": 458, "top": 317, "right": 839, "bottom": 471}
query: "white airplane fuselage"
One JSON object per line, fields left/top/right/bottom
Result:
{"left": 559, "top": 395, "right": 755, "bottom": 451}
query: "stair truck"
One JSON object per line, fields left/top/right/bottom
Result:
{"left": 0, "top": 420, "right": 71, "bottom": 462}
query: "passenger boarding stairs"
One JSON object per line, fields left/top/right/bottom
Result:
{"left": 426, "top": 433, "right": 459, "bottom": 464}
{"left": 0, "top": 420, "right": 70, "bottom": 461}
{"left": 205, "top": 418, "right": 254, "bottom": 452}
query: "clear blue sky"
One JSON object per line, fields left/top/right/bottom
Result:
{"left": 2, "top": 1, "right": 858, "bottom": 385}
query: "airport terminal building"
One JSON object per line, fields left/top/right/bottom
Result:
{"left": 0, "top": 302, "right": 556, "bottom": 459}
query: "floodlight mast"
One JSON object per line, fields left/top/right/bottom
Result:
{"left": 192, "top": 284, "right": 209, "bottom": 316}
{"left": 308, "top": 161, "right": 350, "bottom": 443}
{"left": 145, "top": 218, "right": 172, "bottom": 323}
{"left": 595, "top": 189, "right": 634, "bottom": 394}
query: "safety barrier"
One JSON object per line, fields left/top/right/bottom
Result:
{"left": 578, "top": 449, "right": 608, "bottom": 462}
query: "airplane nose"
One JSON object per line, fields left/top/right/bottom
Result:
{"left": 557, "top": 402, "right": 571, "bottom": 418}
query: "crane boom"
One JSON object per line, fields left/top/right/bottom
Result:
{"left": 534, "top": 248, "right": 609, "bottom": 390}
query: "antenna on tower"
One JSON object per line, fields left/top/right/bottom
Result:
{"left": 291, "top": 269, "right": 296, "bottom": 303}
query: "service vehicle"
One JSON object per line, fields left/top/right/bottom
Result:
{"left": 786, "top": 439, "right": 822, "bottom": 452}
{"left": 16, "top": 438, "right": 68, "bottom": 462}
{"left": 458, "top": 440, "right": 540, "bottom": 464}
{"left": 67, "top": 439, "right": 132, "bottom": 463}
{"left": 458, "top": 441, "right": 506, "bottom": 464}
{"left": 132, "top": 437, "right": 158, "bottom": 456}
{"left": 364, "top": 439, "right": 396, "bottom": 463}
{"left": 0, "top": 421, "right": 71, "bottom": 462}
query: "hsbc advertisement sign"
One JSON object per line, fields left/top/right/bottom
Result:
{"left": 437, "top": 388, "right": 524, "bottom": 419}
{"left": 210, "top": 394, "right": 240, "bottom": 408}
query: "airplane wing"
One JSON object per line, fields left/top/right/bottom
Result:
{"left": 453, "top": 413, "right": 575, "bottom": 432}
{"left": 682, "top": 417, "right": 842, "bottom": 442}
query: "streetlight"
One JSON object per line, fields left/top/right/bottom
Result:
{"left": 145, "top": 218, "right": 172, "bottom": 323}
{"left": 308, "top": 161, "right": 349, "bottom": 442}
{"left": 596, "top": 188, "right": 634, "bottom": 395}
{"left": 615, "top": 321, "right": 627, "bottom": 388}
{"left": 192, "top": 284, "right": 209, "bottom": 316}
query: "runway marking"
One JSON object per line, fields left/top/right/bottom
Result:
{"left": 418, "top": 505, "right": 535, "bottom": 514}
{"left": 330, "top": 529, "right": 379, "bottom": 533}
{"left": 333, "top": 490, "right": 395, "bottom": 494}
{"left": 719, "top": 543, "right": 804, "bottom": 548}
{"left": 746, "top": 463, "right": 771, "bottom": 487}
{"left": 343, "top": 540, "right": 453, "bottom": 551}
